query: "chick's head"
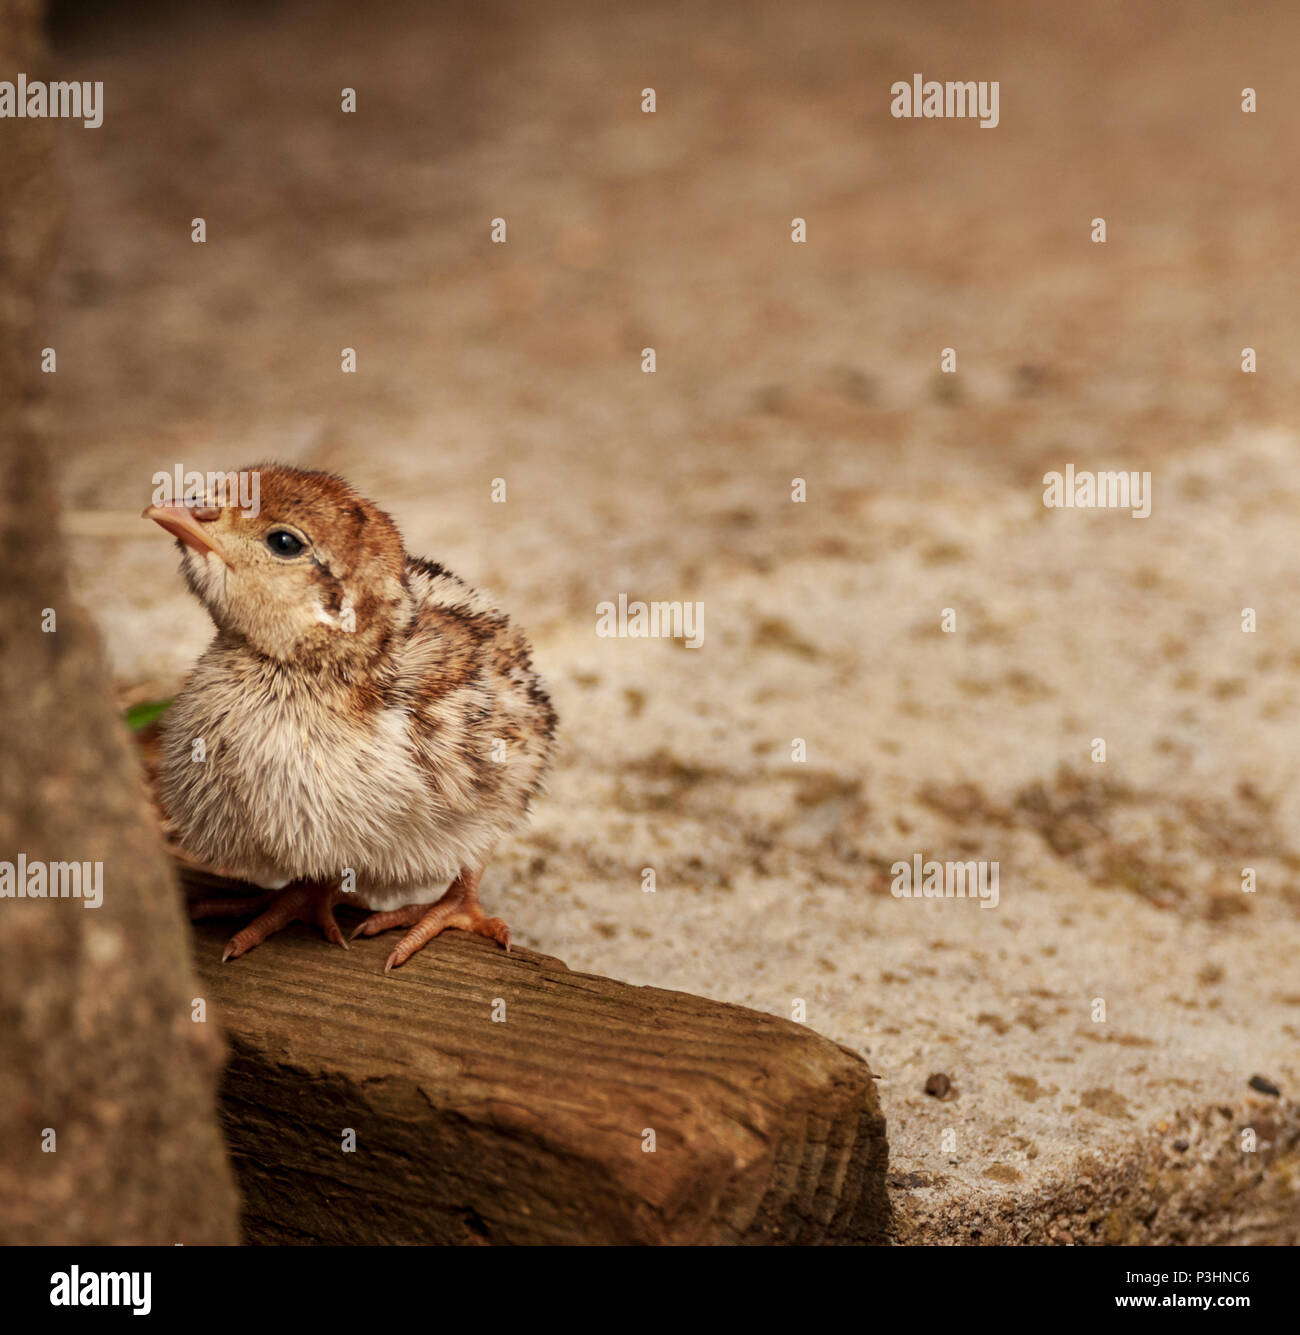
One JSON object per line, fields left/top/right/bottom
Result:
{"left": 145, "top": 464, "right": 410, "bottom": 667}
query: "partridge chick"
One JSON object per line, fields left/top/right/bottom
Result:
{"left": 143, "top": 464, "right": 557, "bottom": 970}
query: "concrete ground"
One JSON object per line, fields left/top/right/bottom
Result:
{"left": 43, "top": 0, "right": 1300, "bottom": 1240}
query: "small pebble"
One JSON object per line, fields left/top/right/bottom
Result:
{"left": 924, "top": 1072, "right": 953, "bottom": 1099}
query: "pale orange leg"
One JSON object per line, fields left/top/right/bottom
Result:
{"left": 221, "top": 881, "right": 350, "bottom": 962}
{"left": 347, "top": 902, "right": 427, "bottom": 942}
{"left": 383, "top": 865, "right": 509, "bottom": 972}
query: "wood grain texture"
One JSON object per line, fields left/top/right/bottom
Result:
{"left": 187, "top": 880, "right": 888, "bottom": 1245}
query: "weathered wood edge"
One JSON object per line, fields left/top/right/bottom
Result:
{"left": 186, "top": 889, "right": 889, "bottom": 1245}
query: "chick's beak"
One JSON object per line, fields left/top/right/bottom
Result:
{"left": 142, "top": 502, "right": 224, "bottom": 557}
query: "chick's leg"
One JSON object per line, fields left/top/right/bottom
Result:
{"left": 188, "top": 889, "right": 278, "bottom": 921}
{"left": 383, "top": 864, "right": 509, "bottom": 972}
{"left": 221, "top": 880, "right": 350, "bottom": 962}
{"left": 347, "top": 902, "right": 426, "bottom": 941}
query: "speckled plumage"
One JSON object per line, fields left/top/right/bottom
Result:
{"left": 152, "top": 464, "right": 556, "bottom": 926}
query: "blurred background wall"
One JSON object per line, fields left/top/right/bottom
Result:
{"left": 0, "top": 0, "right": 238, "bottom": 1245}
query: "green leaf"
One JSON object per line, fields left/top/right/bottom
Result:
{"left": 124, "top": 699, "right": 172, "bottom": 732}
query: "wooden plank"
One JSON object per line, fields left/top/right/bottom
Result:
{"left": 187, "top": 890, "right": 888, "bottom": 1245}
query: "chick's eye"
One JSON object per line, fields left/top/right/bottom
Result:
{"left": 266, "top": 529, "right": 305, "bottom": 557}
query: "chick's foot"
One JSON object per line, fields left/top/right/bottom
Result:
{"left": 220, "top": 881, "right": 350, "bottom": 962}
{"left": 188, "top": 889, "right": 278, "bottom": 921}
{"left": 347, "top": 902, "right": 427, "bottom": 941}
{"left": 380, "top": 865, "right": 509, "bottom": 972}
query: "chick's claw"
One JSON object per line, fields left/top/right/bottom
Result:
{"left": 220, "top": 881, "right": 350, "bottom": 962}
{"left": 383, "top": 866, "right": 509, "bottom": 973}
